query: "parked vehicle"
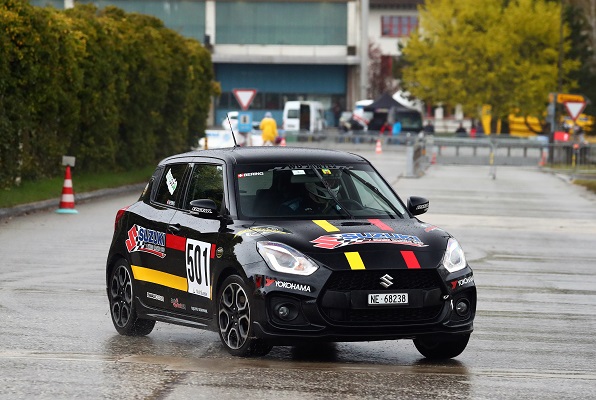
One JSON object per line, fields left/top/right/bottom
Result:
{"left": 282, "top": 101, "right": 326, "bottom": 132}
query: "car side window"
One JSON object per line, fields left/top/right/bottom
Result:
{"left": 186, "top": 164, "right": 225, "bottom": 210}
{"left": 154, "top": 164, "right": 188, "bottom": 208}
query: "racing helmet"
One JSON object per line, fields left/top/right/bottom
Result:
{"left": 305, "top": 179, "right": 340, "bottom": 202}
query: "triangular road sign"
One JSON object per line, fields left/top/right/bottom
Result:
{"left": 564, "top": 101, "right": 586, "bottom": 121}
{"left": 233, "top": 89, "right": 257, "bottom": 110}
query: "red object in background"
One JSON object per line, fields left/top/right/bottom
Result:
{"left": 554, "top": 131, "right": 569, "bottom": 142}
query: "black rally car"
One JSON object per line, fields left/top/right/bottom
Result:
{"left": 106, "top": 147, "right": 476, "bottom": 359}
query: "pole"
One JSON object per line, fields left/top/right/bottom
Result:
{"left": 550, "top": 0, "right": 565, "bottom": 165}
{"left": 360, "top": 0, "right": 369, "bottom": 100}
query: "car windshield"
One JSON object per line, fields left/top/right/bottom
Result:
{"left": 235, "top": 163, "right": 406, "bottom": 219}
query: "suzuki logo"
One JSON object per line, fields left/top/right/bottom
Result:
{"left": 380, "top": 274, "right": 394, "bottom": 288}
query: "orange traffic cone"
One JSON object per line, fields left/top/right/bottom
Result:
{"left": 538, "top": 150, "right": 546, "bottom": 167}
{"left": 280, "top": 137, "right": 287, "bottom": 147}
{"left": 56, "top": 165, "right": 78, "bottom": 214}
{"left": 375, "top": 138, "right": 382, "bottom": 154}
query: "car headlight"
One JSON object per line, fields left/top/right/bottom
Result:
{"left": 442, "top": 238, "right": 467, "bottom": 273}
{"left": 257, "top": 241, "right": 319, "bottom": 276}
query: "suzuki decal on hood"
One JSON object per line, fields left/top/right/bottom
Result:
{"left": 311, "top": 232, "right": 428, "bottom": 250}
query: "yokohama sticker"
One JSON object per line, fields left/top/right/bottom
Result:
{"left": 265, "top": 278, "right": 312, "bottom": 293}
{"left": 126, "top": 225, "right": 166, "bottom": 258}
{"left": 311, "top": 232, "right": 427, "bottom": 250}
{"left": 451, "top": 275, "right": 474, "bottom": 289}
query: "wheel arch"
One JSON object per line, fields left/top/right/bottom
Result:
{"left": 106, "top": 252, "right": 128, "bottom": 288}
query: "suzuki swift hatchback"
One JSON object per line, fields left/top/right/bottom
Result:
{"left": 106, "top": 147, "right": 476, "bottom": 358}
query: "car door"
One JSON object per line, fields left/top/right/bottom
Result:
{"left": 166, "top": 162, "right": 226, "bottom": 319}
{"left": 127, "top": 163, "right": 189, "bottom": 311}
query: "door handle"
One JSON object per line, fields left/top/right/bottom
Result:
{"left": 168, "top": 224, "right": 181, "bottom": 233}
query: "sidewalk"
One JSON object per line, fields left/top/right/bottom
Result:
{"left": 0, "top": 183, "right": 146, "bottom": 221}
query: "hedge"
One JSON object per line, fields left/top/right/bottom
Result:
{"left": 0, "top": 0, "right": 219, "bottom": 188}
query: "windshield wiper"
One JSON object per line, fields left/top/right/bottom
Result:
{"left": 341, "top": 168, "right": 403, "bottom": 219}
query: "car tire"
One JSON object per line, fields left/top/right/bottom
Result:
{"left": 108, "top": 258, "right": 155, "bottom": 336}
{"left": 413, "top": 333, "right": 470, "bottom": 359}
{"left": 217, "top": 275, "right": 272, "bottom": 357}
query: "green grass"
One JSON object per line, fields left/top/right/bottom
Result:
{"left": 0, "top": 167, "right": 155, "bottom": 208}
{"left": 573, "top": 179, "right": 596, "bottom": 195}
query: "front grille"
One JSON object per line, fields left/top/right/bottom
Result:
{"left": 324, "top": 269, "right": 443, "bottom": 291}
{"left": 320, "top": 269, "right": 445, "bottom": 324}
{"left": 329, "top": 306, "right": 443, "bottom": 324}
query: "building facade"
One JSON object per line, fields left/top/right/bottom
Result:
{"left": 31, "top": 0, "right": 422, "bottom": 127}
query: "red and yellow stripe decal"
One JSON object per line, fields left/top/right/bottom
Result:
{"left": 312, "top": 220, "right": 340, "bottom": 232}
{"left": 401, "top": 250, "right": 421, "bottom": 269}
{"left": 344, "top": 252, "right": 366, "bottom": 270}
{"left": 311, "top": 220, "right": 423, "bottom": 270}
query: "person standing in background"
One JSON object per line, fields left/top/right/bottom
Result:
{"left": 260, "top": 112, "right": 278, "bottom": 146}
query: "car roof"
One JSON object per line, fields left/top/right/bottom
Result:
{"left": 160, "top": 146, "right": 368, "bottom": 166}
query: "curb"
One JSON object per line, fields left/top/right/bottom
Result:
{"left": 0, "top": 183, "right": 146, "bottom": 222}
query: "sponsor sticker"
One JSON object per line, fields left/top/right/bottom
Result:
{"left": 451, "top": 275, "right": 474, "bottom": 289}
{"left": 237, "top": 172, "right": 264, "bottom": 178}
{"left": 235, "top": 226, "right": 290, "bottom": 237}
{"left": 311, "top": 232, "right": 427, "bottom": 250}
{"left": 265, "top": 277, "right": 313, "bottom": 293}
{"left": 147, "top": 292, "right": 164, "bottom": 302}
{"left": 166, "top": 169, "right": 178, "bottom": 195}
{"left": 171, "top": 298, "right": 186, "bottom": 310}
{"left": 126, "top": 225, "right": 166, "bottom": 258}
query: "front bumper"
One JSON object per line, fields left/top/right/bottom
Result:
{"left": 249, "top": 266, "right": 476, "bottom": 344}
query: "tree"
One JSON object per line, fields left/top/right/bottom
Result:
{"left": 402, "top": 0, "right": 580, "bottom": 127}
{"left": 565, "top": 0, "right": 596, "bottom": 114}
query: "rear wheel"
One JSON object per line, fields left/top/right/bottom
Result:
{"left": 217, "top": 275, "right": 272, "bottom": 357}
{"left": 108, "top": 259, "right": 155, "bottom": 336}
{"left": 413, "top": 333, "right": 470, "bottom": 359}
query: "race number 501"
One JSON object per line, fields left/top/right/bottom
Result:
{"left": 186, "top": 239, "right": 211, "bottom": 298}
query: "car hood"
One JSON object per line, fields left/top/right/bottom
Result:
{"left": 238, "top": 219, "right": 451, "bottom": 271}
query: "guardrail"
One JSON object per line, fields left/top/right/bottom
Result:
{"left": 273, "top": 130, "right": 595, "bottom": 172}
{"left": 427, "top": 136, "right": 595, "bottom": 168}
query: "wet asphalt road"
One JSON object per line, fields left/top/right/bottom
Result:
{"left": 1, "top": 148, "right": 595, "bottom": 399}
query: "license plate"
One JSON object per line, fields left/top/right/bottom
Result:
{"left": 368, "top": 293, "right": 408, "bottom": 305}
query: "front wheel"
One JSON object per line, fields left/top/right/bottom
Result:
{"left": 108, "top": 259, "right": 155, "bottom": 336}
{"left": 217, "top": 275, "right": 272, "bottom": 357}
{"left": 413, "top": 333, "right": 471, "bottom": 359}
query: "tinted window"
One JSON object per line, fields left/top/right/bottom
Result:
{"left": 186, "top": 164, "right": 225, "bottom": 210}
{"left": 154, "top": 164, "right": 188, "bottom": 207}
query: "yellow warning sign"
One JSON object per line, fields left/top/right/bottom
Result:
{"left": 556, "top": 93, "right": 585, "bottom": 103}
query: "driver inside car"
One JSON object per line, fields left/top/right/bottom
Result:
{"left": 280, "top": 174, "right": 343, "bottom": 215}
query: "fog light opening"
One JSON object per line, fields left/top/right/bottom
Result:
{"left": 278, "top": 306, "right": 290, "bottom": 318}
{"left": 274, "top": 303, "right": 298, "bottom": 321}
{"left": 455, "top": 299, "right": 470, "bottom": 316}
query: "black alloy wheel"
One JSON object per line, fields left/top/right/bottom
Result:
{"left": 108, "top": 259, "right": 155, "bottom": 336}
{"left": 217, "top": 275, "right": 272, "bottom": 357}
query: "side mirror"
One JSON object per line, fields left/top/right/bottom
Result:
{"left": 407, "top": 196, "right": 429, "bottom": 215}
{"left": 189, "top": 199, "right": 219, "bottom": 219}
